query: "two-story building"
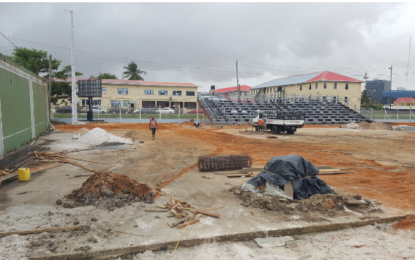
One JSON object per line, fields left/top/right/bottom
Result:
{"left": 251, "top": 71, "right": 363, "bottom": 106}
{"left": 55, "top": 78, "right": 199, "bottom": 113}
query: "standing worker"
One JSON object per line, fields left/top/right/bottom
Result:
{"left": 149, "top": 116, "right": 158, "bottom": 140}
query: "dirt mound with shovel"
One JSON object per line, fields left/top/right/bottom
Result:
{"left": 63, "top": 172, "right": 155, "bottom": 210}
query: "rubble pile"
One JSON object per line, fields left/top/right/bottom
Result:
{"left": 358, "top": 122, "right": 391, "bottom": 130}
{"left": 229, "top": 188, "right": 383, "bottom": 222}
{"left": 63, "top": 172, "right": 155, "bottom": 210}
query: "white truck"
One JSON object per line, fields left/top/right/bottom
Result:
{"left": 252, "top": 109, "right": 305, "bottom": 135}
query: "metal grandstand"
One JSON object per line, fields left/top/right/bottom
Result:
{"left": 198, "top": 94, "right": 369, "bottom": 124}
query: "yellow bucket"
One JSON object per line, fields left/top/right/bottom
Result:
{"left": 18, "top": 168, "right": 31, "bottom": 182}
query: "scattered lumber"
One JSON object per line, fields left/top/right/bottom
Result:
{"left": 227, "top": 174, "right": 251, "bottom": 178}
{"left": 214, "top": 171, "right": 242, "bottom": 175}
{"left": 147, "top": 197, "right": 222, "bottom": 229}
{"left": 177, "top": 219, "right": 200, "bottom": 229}
{"left": 0, "top": 225, "right": 89, "bottom": 237}
{"left": 318, "top": 171, "right": 355, "bottom": 175}
{"left": 319, "top": 169, "right": 341, "bottom": 173}
{"left": 346, "top": 199, "right": 369, "bottom": 205}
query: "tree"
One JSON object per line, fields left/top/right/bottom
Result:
{"left": 11, "top": 47, "right": 60, "bottom": 75}
{"left": 122, "top": 62, "right": 146, "bottom": 80}
{"left": 50, "top": 65, "right": 83, "bottom": 104}
{"left": 90, "top": 73, "right": 118, "bottom": 79}
{"left": 361, "top": 90, "right": 371, "bottom": 105}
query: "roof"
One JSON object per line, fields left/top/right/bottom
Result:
{"left": 53, "top": 78, "right": 198, "bottom": 87}
{"left": 253, "top": 71, "right": 363, "bottom": 89}
{"left": 394, "top": 97, "right": 415, "bottom": 103}
{"left": 215, "top": 85, "right": 252, "bottom": 93}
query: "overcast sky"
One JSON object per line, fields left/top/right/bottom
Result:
{"left": 1, "top": 2, "right": 415, "bottom": 92}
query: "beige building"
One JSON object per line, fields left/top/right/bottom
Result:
{"left": 55, "top": 78, "right": 199, "bottom": 113}
{"left": 250, "top": 71, "right": 363, "bottom": 107}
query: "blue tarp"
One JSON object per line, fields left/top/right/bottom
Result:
{"left": 246, "top": 154, "right": 334, "bottom": 200}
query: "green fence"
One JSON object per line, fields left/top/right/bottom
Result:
{"left": 0, "top": 53, "right": 49, "bottom": 157}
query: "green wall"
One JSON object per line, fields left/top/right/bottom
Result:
{"left": 0, "top": 56, "right": 48, "bottom": 156}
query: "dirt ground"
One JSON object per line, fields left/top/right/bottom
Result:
{"left": 55, "top": 122, "right": 415, "bottom": 215}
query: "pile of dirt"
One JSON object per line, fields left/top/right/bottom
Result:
{"left": 341, "top": 122, "right": 360, "bottom": 129}
{"left": 358, "top": 122, "right": 391, "bottom": 130}
{"left": 123, "top": 131, "right": 140, "bottom": 142}
{"left": 229, "top": 187, "right": 383, "bottom": 222}
{"left": 63, "top": 172, "right": 154, "bottom": 210}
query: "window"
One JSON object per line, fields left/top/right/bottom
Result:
{"left": 82, "top": 100, "right": 101, "bottom": 106}
{"left": 144, "top": 89, "right": 154, "bottom": 95}
{"left": 300, "top": 84, "right": 302, "bottom": 91}
{"left": 111, "top": 100, "right": 121, "bottom": 107}
{"left": 159, "top": 90, "right": 168, "bottom": 95}
{"left": 345, "top": 83, "right": 349, "bottom": 90}
{"left": 345, "top": 97, "right": 348, "bottom": 102}
{"left": 315, "top": 83, "right": 318, "bottom": 89}
{"left": 123, "top": 100, "right": 130, "bottom": 107}
{"left": 102, "top": 87, "right": 106, "bottom": 94}
{"left": 309, "top": 84, "right": 311, "bottom": 90}
{"left": 118, "top": 88, "right": 128, "bottom": 95}
{"left": 186, "top": 91, "right": 195, "bottom": 96}
{"left": 334, "top": 83, "right": 337, "bottom": 90}
{"left": 173, "top": 91, "right": 182, "bottom": 96}
{"left": 323, "top": 83, "right": 327, "bottom": 89}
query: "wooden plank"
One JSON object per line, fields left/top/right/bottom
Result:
{"left": 197, "top": 210, "right": 220, "bottom": 218}
{"left": 214, "top": 171, "right": 243, "bottom": 175}
{"left": 168, "top": 215, "right": 192, "bottom": 227}
{"left": 284, "top": 180, "right": 294, "bottom": 199}
{"left": 319, "top": 169, "right": 341, "bottom": 172}
{"left": 0, "top": 225, "right": 89, "bottom": 237}
{"left": 316, "top": 165, "right": 332, "bottom": 169}
{"left": 144, "top": 209, "right": 169, "bottom": 212}
{"left": 318, "top": 171, "right": 355, "bottom": 175}
{"left": 177, "top": 219, "right": 200, "bottom": 229}
{"left": 226, "top": 174, "right": 251, "bottom": 178}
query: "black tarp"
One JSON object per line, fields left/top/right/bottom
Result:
{"left": 246, "top": 154, "right": 333, "bottom": 199}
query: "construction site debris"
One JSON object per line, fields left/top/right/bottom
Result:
{"left": 266, "top": 135, "right": 278, "bottom": 139}
{"left": 0, "top": 225, "right": 89, "bottom": 237}
{"left": 358, "top": 121, "right": 391, "bottom": 130}
{"left": 201, "top": 175, "right": 213, "bottom": 179}
{"left": 62, "top": 172, "right": 153, "bottom": 209}
{"left": 198, "top": 155, "right": 252, "bottom": 172}
{"left": 246, "top": 155, "right": 333, "bottom": 200}
{"left": 147, "top": 198, "right": 221, "bottom": 229}
{"left": 254, "top": 236, "right": 294, "bottom": 248}
{"left": 341, "top": 121, "right": 360, "bottom": 129}
{"left": 229, "top": 189, "right": 383, "bottom": 221}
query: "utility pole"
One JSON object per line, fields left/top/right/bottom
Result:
{"left": 65, "top": 9, "right": 77, "bottom": 125}
{"left": 48, "top": 55, "right": 52, "bottom": 122}
{"left": 389, "top": 65, "right": 393, "bottom": 110}
{"left": 236, "top": 60, "right": 240, "bottom": 101}
{"left": 406, "top": 37, "right": 412, "bottom": 91}
{"left": 363, "top": 70, "right": 369, "bottom": 90}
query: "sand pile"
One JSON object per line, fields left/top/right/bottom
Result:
{"left": 358, "top": 122, "right": 391, "bottom": 130}
{"left": 229, "top": 188, "right": 383, "bottom": 222}
{"left": 341, "top": 122, "right": 360, "bottom": 129}
{"left": 63, "top": 172, "right": 154, "bottom": 210}
{"left": 74, "top": 127, "right": 133, "bottom": 146}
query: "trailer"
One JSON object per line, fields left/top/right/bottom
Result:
{"left": 252, "top": 109, "right": 305, "bottom": 135}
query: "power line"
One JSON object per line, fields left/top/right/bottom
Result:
{"left": 0, "top": 31, "right": 17, "bottom": 48}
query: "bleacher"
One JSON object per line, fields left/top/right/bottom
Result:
{"left": 198, "top": 95, "right": 368, "bottom": 124}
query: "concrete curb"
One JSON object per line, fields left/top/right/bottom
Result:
{"left": 29, "top": 215, "right": 408, "bottom": 260}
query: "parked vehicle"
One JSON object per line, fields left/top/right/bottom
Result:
{"left": 187, "top": 109, "right": 204, "bottom": 114}
{"left": 87, "top": 107, "right": 107, "bottom": 114}
{"left": 108, "top": 107, "right": 129, "bottom": 114}
{"left": 156, "top": 108, "right": 175, "bottom": 114}
{"left": 134, "top": 107, "right": 158, "bottom": 114}
{"left": 56, "top": 106, "right": 83, "bottom": 114}
{"left": 252, "top": 109, "right": 305, "bottom": 135}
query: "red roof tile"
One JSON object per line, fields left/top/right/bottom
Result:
{"left": 306, "top": 71, "right": 363, "bottom": 83}
{"left": 394, "top": 97, "right": 415, "bottom": 104}
{"left": 215, "top": 85, "right": 252, "bottom": 93}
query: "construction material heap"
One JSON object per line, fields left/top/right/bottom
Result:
{"left": 198, "top": 155, "right": 252, "bottom": 172}
{"left": 63, "top": 172, "right": 154, "bottom": 209}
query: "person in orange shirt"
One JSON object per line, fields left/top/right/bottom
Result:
{"left": 149, "top": 116, "right": 158, "bottom": 140}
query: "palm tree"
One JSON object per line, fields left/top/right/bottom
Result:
{"left": 122, "top": 62, "right": 146, "bottom": 80}
{"left": 361, "top": 90, "right": 371, "bottom": 105}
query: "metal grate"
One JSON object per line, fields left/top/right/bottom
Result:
{"left": 198, "top": 155, "right": 252, "bottom": 172}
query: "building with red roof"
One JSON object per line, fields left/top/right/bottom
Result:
{"left": 252, "top": 71, "right": 363, "bottom": 106}
{"left": 394, "top": 97, "right": 415, "bottom": 106}
{"left": 212, "top": 85, "right": 252, "bottom": 98}
{"left": 53, "top": 78, "right": 199, "bottom": 112}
